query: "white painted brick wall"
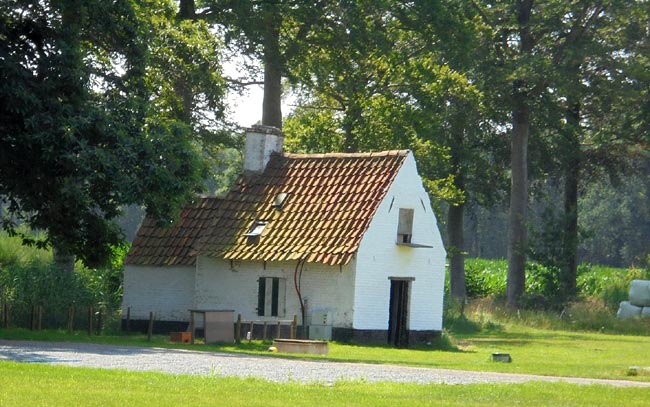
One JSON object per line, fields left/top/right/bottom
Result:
{"left": 195, "top": 256, "right": 356, "bottom": 327}
{"left": 122, "top": 153, "right": 445, "bottom": 332}
{"left": 121, "top": 265, "right": 196, "bottom": 321}
{"left": 355, "top": 153, "right": 446, "bottom": 331}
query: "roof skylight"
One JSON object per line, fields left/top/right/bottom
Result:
{"left": 272, "top": 192, "right": 289, "bottom": 209}
{"left": 245, "top": 220, "right": 268, "bottom": 237}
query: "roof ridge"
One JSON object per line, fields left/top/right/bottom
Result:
{"left": 282, "top": 149, "right": 410, "bottom": 160}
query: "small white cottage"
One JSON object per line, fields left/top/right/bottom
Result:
{"left": 122, "top": 125, "right": 446, "bottom": 346}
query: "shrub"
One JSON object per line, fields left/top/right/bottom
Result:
{"left": 465, "top": 258, "right": 564, "bottom": 306}
{"left": 0, "top": 232, "right": 128, "bottom": 331}
{"left": 577, "top": 263, "right": 650, "bottom": 310}
{"left": 464, "top": 258, "right": 507, "bottom": 298}
{"left": 524, "top": 262, "right": 561, "bottom": 306}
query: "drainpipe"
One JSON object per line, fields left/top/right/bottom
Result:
{"left": 294, "top": 258, "right": 307, "bottom": 338}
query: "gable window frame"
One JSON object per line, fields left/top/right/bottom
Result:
{"left": 397, "top": 208, "right": 414, "bottom": 244}
{"left": 396, "top": 207, "right": 433, "bottom": 248}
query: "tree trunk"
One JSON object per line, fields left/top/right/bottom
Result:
{"left": 507, "top": 81, "right": 530, "bottom": 307}
{"left": 175, "top": 0, "right": 196, "bottom": 124}
{"left": 448, "top": 203, "right": 466, "bottom": 299}
{"left": 343, "top": 103, "right": 361, "bottom": 153}
{"left": 177, "top": 0, "right": 195, "bottom": 20}
{"left": 506, "top": 0, "right": 534, "bottom": 307}
{"left": 53, "top": 245, "right": 75, "bottom": 274}
{"left": 448, "top": 148, "right": 466, "bottom": 299}
{"left": 262, "top": 9, "right": 283, "bottom": 129}
{"left": 57, "top": 1, "right": 80, "bottom": 276}
{"left": 561, "top": 101, "right": 581, "bottom": 300}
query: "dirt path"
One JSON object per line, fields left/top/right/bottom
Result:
{"left": 1, "top": 339, "right": 649, "bottom": 387}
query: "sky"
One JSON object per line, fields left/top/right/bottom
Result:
{"left": 226, "top": 83, "right": 264, "bottom": 128}
{"left": 223, "top": 61, "right": 294, "bottom": 128}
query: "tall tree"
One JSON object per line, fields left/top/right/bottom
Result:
{"left": 285, "top": 2, "right": 508, "bottom": 303}
{"left": 0, "top": 0, "right": 226, "bottom": 268}
{"left": 201, "top": 0, "right": 322, "bottom": 129}
{"left": 394, "top": 1, "right": 509, "bottom": 300}
{"left": 466, "top": 0, "right": 649, "bottom": 305}
{"left": 557, "top": 0, "right": 649, "bottom": 299}
{"left": 287, "top": 0, "right": 399, "bottom": 152}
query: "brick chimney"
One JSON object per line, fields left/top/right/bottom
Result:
{"left": 243, "top": 125, "right": 284, "bottom": 174}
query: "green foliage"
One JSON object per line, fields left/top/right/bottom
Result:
{"left": 577, "top": 263, "right": 650, "bottom": 310}
{"left": 2, "top": 262, "right": 86, "bottom": 308}
{"left": 463, "top": 258, "right": 646, "bottom": 312}
{"left": 204, "top": 147, "right": 242, "bottom": 196}
{"left": 0, "top": 232, "right": 127, "bottom": 329}
{"left": 464, "top": 258, "right": 507, "bottom": 298}
{"left": 523, "top": 263, "right": 562, "bottom": 307}
{"left": 283, "top": 101, "right": 345, "bottom": 153}
{"left": 578, "top": 167, "right": 650, "bottom": 267}
{"left": 0, "top": 0, "right": 227, "bottom": 268}
{"left": 465, "top": 164, "right": 650, "bottom": 267}
{"left": 0, "top": 229, "right": 52, "bottom": 268}
{"left": 528, "top": 194, "right": 571, "bottom": 265}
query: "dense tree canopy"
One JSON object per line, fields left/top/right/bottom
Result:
{"left": 461, "top": 0, "right": 650, "bottom": 305}
{"left": 283, "top": 0, "right": 648, "bottom": 305}
{"left": 1, "top": 0, "right": 648, "bottom": 304}
{"left": 0, "top": 0, "right": 226, "bottom": 267}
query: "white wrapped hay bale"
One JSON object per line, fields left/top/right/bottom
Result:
{"left": 617, "top": 301, "right": 642, "bottom": 319}
{"left": 642, "top": 307, "right": 650, "bottom": 318}
{"left": 629, "top": 280, "right": 650, "bottom": 307}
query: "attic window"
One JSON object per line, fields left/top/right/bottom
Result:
{"left": 272, "top": 192, "right": 289, "bottom": 209}
{"left": 245, "top": 220, "right": 267, "bottom": 237}
{"left": 397, "top": 208, "right": 414, "bottom": 244}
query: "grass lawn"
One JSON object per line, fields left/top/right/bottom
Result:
{"left": 2, "top": 324, "right": 650, "bottom": 382}
{"left": 0, "top": 361, "right": 648, "bottom": 407}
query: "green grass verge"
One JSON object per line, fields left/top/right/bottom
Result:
{"left": 2, "top": 325, "right": 650, "bottom": 382}
{"left": 0, "top": 361, "right": 648, "bottom": 407}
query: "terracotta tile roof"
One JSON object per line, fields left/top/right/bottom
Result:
{"left": 126, "top": 150, "right": 409, "bottom": 266}
{"left": 124, "top": 197, "right": 221, "bottom": 266}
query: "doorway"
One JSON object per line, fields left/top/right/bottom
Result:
{"left": 388, "top": 279, "right": 410, "bottom": 347}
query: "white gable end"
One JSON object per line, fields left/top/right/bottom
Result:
{"left": 354, "top": 153, "right": 446, "bottom": 331}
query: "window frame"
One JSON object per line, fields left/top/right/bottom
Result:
{"left": 397, "top": 208, "right": 414, "bottom": 244}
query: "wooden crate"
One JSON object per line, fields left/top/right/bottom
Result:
{"left": 170, "top": 331, "right": 192, "bottom": 343}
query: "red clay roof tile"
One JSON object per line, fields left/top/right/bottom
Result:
{"left": 126, "top": 150, "right": 409, "bottom": 267}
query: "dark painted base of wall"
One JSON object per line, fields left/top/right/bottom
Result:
{"left": 121, "top": 319, "right": 191, "bottom": 335}
{"left": 121, "top": 319, "right": 440, "bottom": 348}
{"left": 332, "top": 328, "right": 441, "bottom": 347}
{"left": 121, "top": 319, "right": 300, "bottom": 340}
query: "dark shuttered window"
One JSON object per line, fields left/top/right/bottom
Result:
{"left": 257, "top": 277, "right": 285, "bottom": 317}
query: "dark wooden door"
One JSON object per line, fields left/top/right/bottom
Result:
{"left": 388, "top": 279, "right": 409, "bottom": 347}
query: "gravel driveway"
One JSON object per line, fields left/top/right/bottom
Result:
{"left": 1, "top": 339, "right": 649, "bottom": 387}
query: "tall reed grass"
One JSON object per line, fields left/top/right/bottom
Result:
{"left": 0, "top": 231, "right": 127, "bottom": 332}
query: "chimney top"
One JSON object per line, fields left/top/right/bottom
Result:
{"left": 243, "top": 125, "right": 284, "bottom": 174}
{"left": 246, "top": 124, "right": 283, "bottom": 136}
